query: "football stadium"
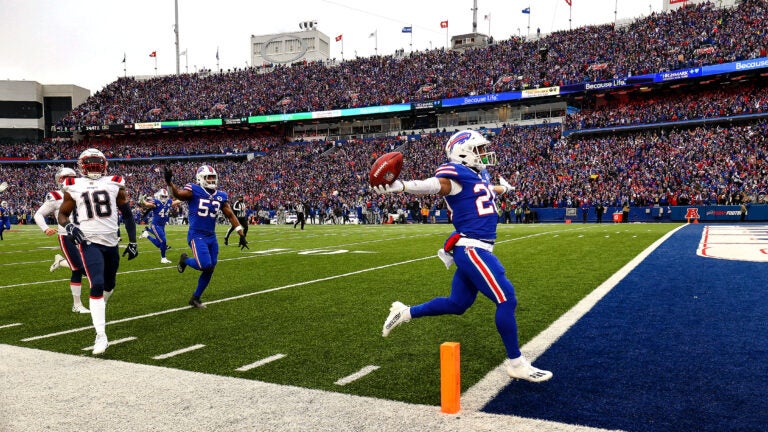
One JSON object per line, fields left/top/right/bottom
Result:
{"left": 1, "top": 0, "right": 767, "bottom": 431}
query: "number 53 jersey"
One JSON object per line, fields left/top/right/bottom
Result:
{"left": 62, "top": 175, "right": 125, "bottom": 247}
{"left": 184, "top": 183, "right": 229, "bottom": 240}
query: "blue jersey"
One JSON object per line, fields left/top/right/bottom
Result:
{"left": 150, "top": 198, "right": 173, "bottom": 226}
{"left": 0, "top": 207, "right": 8, "bottom": 223}
{"left": 435, "top": 162, "right": 498, "bottom": 241}
{"left": 184, "top": 183, "right": 228, "bottom": 240}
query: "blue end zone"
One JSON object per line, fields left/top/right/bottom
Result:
{"left": 483, "top": 224, "right": 768, "bottom": 431}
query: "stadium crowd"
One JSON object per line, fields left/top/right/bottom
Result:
{"left": 3, "top": 1, "right": 768, "bottom": 224}
{"left": 566, "top": 81, "right": 768, "bottom": 130}
{"left": 56, "top": 0, "right": 768, "bottom": 128}
{"left": 2, "top": 118, "right": 766, "bottom": 225}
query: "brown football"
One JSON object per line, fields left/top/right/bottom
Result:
{"left": 369, "top": 152, "right": 404, "bottom": 187}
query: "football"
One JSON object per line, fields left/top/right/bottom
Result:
{"left": 369, "top": 152, "right": 403, "bottom": 187}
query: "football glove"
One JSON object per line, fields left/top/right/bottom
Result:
{"left": 65, "top": 223, "right": 86, "bottom": 245}
{"left": 239, "top": 236, "right": 249, "bottom": 250}
{"left": 373, "top": 180, "right": 404, "bottom": 194}
{"left": 123, "top": 242, "right": 139, "bottom": 260}
{"left": 163, "top": 166, "right": 173, "bottom": 185}
{"left": 499, "top": 176, "right": 514, "bottom": 194}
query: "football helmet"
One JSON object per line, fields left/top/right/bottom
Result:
{"left": 155, "top": 188, "right": 169, "bottom": 200}
{"left": 55, "top": 167, "right": 77, "bottom": 187}
{"left": 77, "top": 148, "right": 108, "bottom": 180}
{"left": 196, "top": 165, "right": 218, "bottom": 190}
{"left": 445, "top": 130, "right": 497, "bottom": 170}
{"left": 0, "top": 200, "right": 7, "bottom": 208}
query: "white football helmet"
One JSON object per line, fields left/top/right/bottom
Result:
{"left": 0, "top": 200, "right": 7, "bottom": 208}
{"left": 445, "top": 130, "right": 497, "bottom": 170}
{"left": 55, "top": 167, "right": 77, "bottom": 188}
{"left": 154, "top": 188, "right": 169, "bottom": 200}
{"left": 195, "top": 165, "right": 218, "bottom": 190}
{"left": 77, "top": 148, "right": 108, "bottom": 179}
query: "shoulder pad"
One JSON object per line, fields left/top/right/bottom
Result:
{"left": 46, "top": 191, "right": 63, "bottom": 201}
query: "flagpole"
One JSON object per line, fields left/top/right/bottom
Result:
{"left": 375, "top": 31, "right": 378, "bottom": 56}
{"left": 185, "top": 49, "right": 188, "bottom": 73}
{"left": 123, "top": 53, "right": 126, "bottom": 77}
{"left": 174, "top": 0, "right": 180, "bottom": 75}
{"left": 410, "top": 25, "right": 413, "bottom": 53}
{"left": 527, "top": 7, "right": 531, "bottom": 39}
{"left": 154, "top": 54, "right": 158, "bottom": 76}
{"left": 341, "top": 39, "right": 344, "bottom": 61}
{"left": 569, "top": 3, "right": 572, "bottom": 31}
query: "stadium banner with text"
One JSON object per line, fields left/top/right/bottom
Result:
{"left": 700, "top": 56, "right": 768, "bottom": 76}
{"left": 134, "top": 122, "right": 162, "bottom": 130}
{"left": 521, "top": 86, "right": 561, "bottom": 99}
{"left": 669, "top": 205, "right": 762, "bottom": 222}
{"left": 441, "top": 91, "right": 521, "bottom": 108}
{"left": 412, "top": 101, "right": 442, "bottom": 110}
{"left": 160, "top": 119, "right": 223, "bottom": 128}
{"left": 248, "top": 104, "right": 410, "bottom": 124}
{"left": 223, "top": 117, "right": 247, "bottom": 125}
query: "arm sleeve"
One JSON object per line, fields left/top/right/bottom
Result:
{"left": 401, "top": 177, "right": 442, "bottom": 195}
{"left": 118, "top": 202, "right": 137, "bottom": 243}
{"left": 33, "top": 200, "right": 54, "bottom": 232}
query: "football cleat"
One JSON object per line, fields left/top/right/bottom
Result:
{"left": 140, "top": 230, "right": 150, "bottom": 239}
{"left": 50, "top": 254, "right": 65, "bottom": 272}
{"left": 92, "top": 334, "right": 109, "bottom": 355}
{"left": 224, "top": 237, "right": 229, "bottom": 246}
{"left": 505, "top": 357, "right": 553, "bottom": 383}
{"left": 160, "top": 257, "right": 172, "bottom": 264}
{"left": 72, "top": 304, "right": 90, "bottom": 314}
{"left": 382, "top": 301, "right": 411, "bottom": 337}
{"left": 188, "top": 296, "right": 206, "bottom": 309}
{"left": 177, "top": 253, "right": 188, "bottom": 273}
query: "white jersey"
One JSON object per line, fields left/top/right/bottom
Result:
{"left": 33, "top": 190, "right": 69, "bottom": 235}
{"left": 62, "top": 175, "right": 125, "bottom": 247}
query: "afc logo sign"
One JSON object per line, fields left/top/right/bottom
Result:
{"left": 685, "top": 208, "right": 700, "bottom": 220}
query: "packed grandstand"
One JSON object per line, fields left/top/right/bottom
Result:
{"left": 1, "top": 0, "right": 766, "bottom": 224}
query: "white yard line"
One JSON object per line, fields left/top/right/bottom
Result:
{"left": 152, "top": 344, "right": 206, "bottom": 360}
{"left": 334, "top": 365, "right": 381, "bottom": 386}
{"left": 235, "top": 353, "right": 287, "bottom": 372}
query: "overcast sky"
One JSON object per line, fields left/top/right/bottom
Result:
{"left": 0, "top": 0, "right": 661, "bottom": 94}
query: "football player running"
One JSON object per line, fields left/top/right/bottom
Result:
{"left": 0, "top": 200, "right": 9, "bottom": 240}
{"left": 163, "top": 164, "right": 247, "bottom": 309}
{"left": 139, "top": 188, "right": 181, "bottom": 264}
{"left": 374, "top": 130, "right": 552, "bottom": 383}
{"left": 58, "top": 148, "right": 139, "bottom": 355}
{"left": 33, "top": 167, "right": 89, "bottom": 313}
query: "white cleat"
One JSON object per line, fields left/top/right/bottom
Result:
{"left": 72, "top": 304, "right": 90, "bottom": 314}
{"left": 160, "top": 257, "right": 172, "bottom": 264}
{"left": 50, "top": 254, "right": 65, "bottom": 272}
{"left": 382, "top": 301, "right": 411, "bottom": 337}
{"left": 506, "top": 357, "right": 553, "bottom": 383}
{"left": 92, "top": 334, "right": 109, "bottom": 355}
{"left": 140, "top": 230, "right": 150, "bottom": 239}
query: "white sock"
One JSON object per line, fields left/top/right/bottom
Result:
{"left": 89, "top": 298, "right": 106, "bottom": 335}
{"left": 70, "top": 283, "right": 82, "bottom": 306}
{"left": 508, "top": 355, "right": 526, "bottom": 367}
{"left": 60, "top": 259, "right": 70, "bottom": 269}
{"left": 104, "top": 290, "right": 113, "bottom": 304}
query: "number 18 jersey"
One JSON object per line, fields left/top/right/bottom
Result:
{"left": 62, "top": 175, "right": 125, "bottom": 247}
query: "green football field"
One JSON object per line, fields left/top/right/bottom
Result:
{"left": 0, "top": 222, "right": 678, "bottom": 405}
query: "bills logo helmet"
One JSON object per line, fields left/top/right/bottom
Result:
{"left": 445, "top": 130, "right": 497, "bottom": 170}
{"left": 196, "top": 165, "right": 218, "bottom": 190}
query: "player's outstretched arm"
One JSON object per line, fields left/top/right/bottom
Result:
{"left": 373, "top": 177, "right": 452, "bottom": 196}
